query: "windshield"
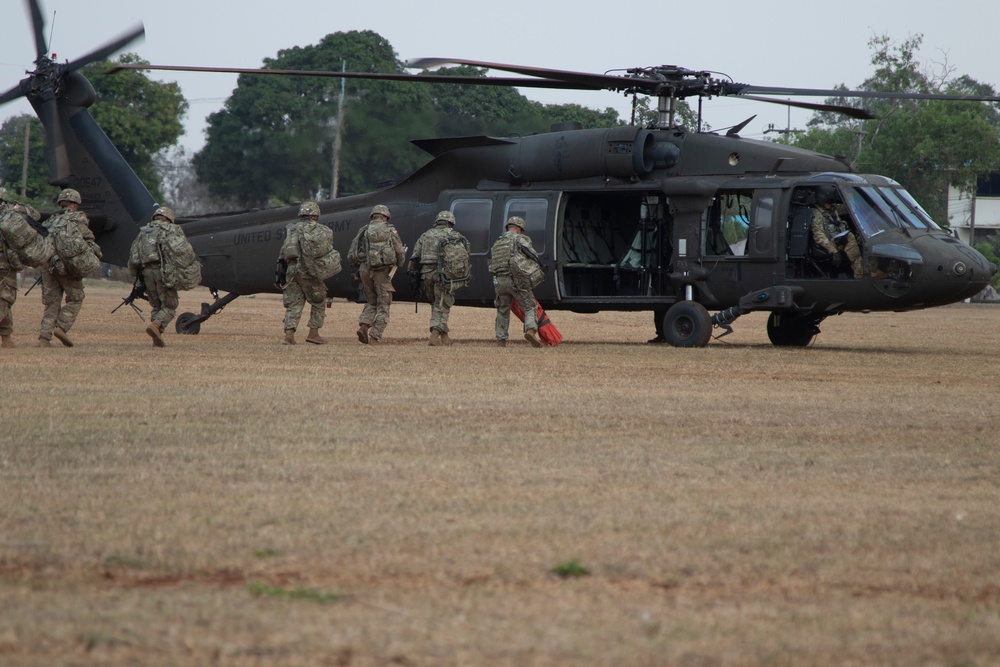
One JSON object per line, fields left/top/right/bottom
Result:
{"left": 842, "top": 185, "right": 941, "bottom": 239}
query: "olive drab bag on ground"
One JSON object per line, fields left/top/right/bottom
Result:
{"left": 0, "top": 206, "right": 48, "bottom": 270}
{"left": 364, "top": 221, "right": 397, "bottom": 269}
{"left": 436, "top": 232, "right": 471, "bottom": 288}
{"left": 49, "top": 214, "right": 100, "bottom": 279}
{"left": 509, "top": 239, "right": 544, "bottom": 290}
{"left": 159, "top": 225, "right": 201, "bottom": 290}
{"left": 297, "top": 221, "right": 341, "bottom": 280}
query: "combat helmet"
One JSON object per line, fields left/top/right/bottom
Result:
{"left": 815, "top": 185, "right": 838, "bottom": 206}
{"left": 299, "top": 201, "right": 320, "bottom": 218}
{"left": 152, "top": 206, "right": 176, "bottom": 223}
{"left": 506, "top": 216, "right": 526, "bottom": 231}
{"left": 435, "top": 210, "right": 456, "bottom": 226}
{"left": 58, "top": 188, "right": 82, "bottom": 205}
{"left": 370, "top": 204, "right": 391, "bottom": 220}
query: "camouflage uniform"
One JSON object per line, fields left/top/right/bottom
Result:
{"left": 349, "top": 205, "right": 405, "bottom": 344}
{"left": 127, "top": 206, "right": 198, "bottom": 347}
{"left": 811, "top": 205, "right": 863, "bottom": 279}
{"left": 489, "top": 217, "right": 540, "bottom": 346}
{"left": 39, "top": 192, "right": 100, "bottom": 346}
{"left": 280, "top": 212, "right": 328, "bottom": 342}
{"left": 0, "top": 198, "right": 46, "bottom": 348}
{"left": 409, "top": 211, "right": 469, "bottom": 344}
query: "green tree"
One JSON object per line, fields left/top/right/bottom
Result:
{"left": 83, "top": 53, "right": 188, "bottom": 201}
{"left": 973, "top": 234, "right": 1000, "bottom": 289}
{"left": 791, "top": 35, "right": 1000, "bottom": 224}
{"left": 0, "top": 114, "right": 48, "bottom": 206}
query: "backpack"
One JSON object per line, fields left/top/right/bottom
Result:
{"left": 297, "top": 221, "right": 341, "bottom": 280}
{"left": 509, "top": 239, "right": 544, "bottom": 290}
{"left": 159, "top": 225, "right": 202, "bottom": 290}
{"left": 436, "top": 232, "right": 471, "bottom": 288}
{"left": 0, "top": 206, "right": 47, "bottom": 270}
{"left": 364, "top": 222, "right": 397, "bottom": 269}
{"left": 49, "top": 215, "right": 100, "bottom": 279}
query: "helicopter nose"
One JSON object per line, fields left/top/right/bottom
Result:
{"left": 915, "top": 235, "right": 995, "bottom": 301}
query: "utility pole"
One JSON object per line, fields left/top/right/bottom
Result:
{"left": 330, "top": 60, "right": 346, "bottom": 199}
{"left": 20, "top": 121, "right": 30, "bottom": 197}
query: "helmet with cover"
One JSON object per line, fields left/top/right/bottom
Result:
{"left": 506, "top": 216, "right": 526, "bottom": 231}
{"left": 58, "top": 188, "right": 82, "bottom": 205}
{"left": 370, "top": 204, "right": 391, "bottom": 220}
{"left": 434, "top": 210, "right": 456, "bottom": 226}
{"left": 299, "top": 201, "right": 320, "bottom": 218}
{"left": 152, "top": 206, "right": 176, "bottom": 223}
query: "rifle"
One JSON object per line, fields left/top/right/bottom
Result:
{"left": 112, "top": 275, "right": 147, "bottom": 321}
{"left": 23, "top": 274, "right": 42, "bottom": 296}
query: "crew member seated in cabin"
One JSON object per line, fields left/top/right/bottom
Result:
{"left": 810, "top": 185, "right": 863, "bottom": 279}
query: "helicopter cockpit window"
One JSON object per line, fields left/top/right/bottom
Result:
{"left": 843, "top": 186, "right": 943, "bottom": 239}
{"left": 703, "top": 191, "right": 751, "bottom": 256}
{"left": 451, "top": 199, "right": 493, "bottom": 254}
{"left": 505, "top": 198, "right": 548, "bottom": 252}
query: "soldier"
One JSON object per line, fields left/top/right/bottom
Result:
{"left": 811, "top": 185, "right": 863, "bottom": 279}
{"left": 278, "top": 201, "right": 330, "bottom": 345}
{"left": 408, "top": 210, "right": 470, "bottom": 346}
{"left": 38, "top": 188, "right": 101, "bottom": 347}
{"left": 127, "top": 206, "right": 199, "bottom": 347}
{"left": 0, "top": 189, "right": 47, "bottom": 348}
{"left": 348, "top": 204, "right": 405, "bottom": 345}
{"left": 488, "top": 216, "right": 543, "bottom": 348}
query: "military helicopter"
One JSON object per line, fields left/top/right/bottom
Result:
{"left": 3, "top": 0, "right": 997, "bottom": 347}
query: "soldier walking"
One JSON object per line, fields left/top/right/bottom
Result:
{"left": 38, "top": 188, "right": 101, "bottom": 347}
{"left": 278, "top": 201, "right": 331, "bottom": 345}
{"left": 408, "top": 210, "right": 470, "bottom": 346}
{"left": 0, "top": 189, "right": 47, "bottom": 349}
{"left": 489, "top": 216, "right": 543, "bottom": 348}
{"left": 348, "top": 204, "right": 405, "bottom": 345}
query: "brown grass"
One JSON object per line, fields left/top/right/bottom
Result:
{"left": 2, "top": 281, "right": 999, "bottom": 666}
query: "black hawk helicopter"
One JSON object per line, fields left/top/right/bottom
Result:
{"left": 3, "top": 0, "right": 997, "bottom": 347}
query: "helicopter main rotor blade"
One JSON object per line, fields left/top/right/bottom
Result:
{"left": 0, "top": 79, "right": 30, "bottom": 106}
{"left": 26, "top": 0, "right": 48, "bottom": 60}
{"left": 406, "top": 57, "right": 648, "bottom": 92}
{"left": 737, "top": 84, "right": 1000, "bottom": 103}
{"left": 106, "top": 64, "right": 601, "bottom": 90}
{"left": 64, "top": 23, "right": 145, "bottom": 73}
{"left": 740, "top": 95, "right": 876, "bottom": 120}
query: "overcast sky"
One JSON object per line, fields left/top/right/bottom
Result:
{"left": 2, "top": 0, "right": 997, "bottom": 155}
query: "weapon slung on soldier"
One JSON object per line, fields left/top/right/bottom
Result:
{"left": 112, "top": 275, "right": 148, "bottom": 320}
{"left": 23, "top": 274, "right": 42, "bottom": 296}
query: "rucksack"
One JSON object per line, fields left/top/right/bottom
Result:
{"left": 436, "top": 232, "right": 471, "bottom": 287}
{"left": 509, "top": 239, "right": 544, "bottom": 290}
{"left": 0, "top": 206, "right": 47, "bottom": 270}
{"left": 49, "top": 215, "right": 100, "bottom": 279}
{"left": 159, "top": 225, "right": 202, "bottom": 290}
{"left": 364, "top": 222, "right": 397, "bottom": 269}
{"left": 297, "top": 220, "right": 341, "bottom": 280}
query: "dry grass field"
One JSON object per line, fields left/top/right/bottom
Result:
{"left": 2, "top": 280, "right": 999, "bottom": 666}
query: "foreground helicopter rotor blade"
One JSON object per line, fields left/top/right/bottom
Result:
{"left": 0, "top": 80, "right": 30, "bottom": 107}
{"left": 38, "top": 95, "right": 70, "bottom": 181}
{"left": 406, "top": 57, "right": 648, "bottom": 92}
{"left": 106, "top": 64, "right": 599, "bottom": 90}
{"left": 64, "top": 23, "right": 145, "bottom": 73}
{"left": 737, "top": 84, "right": 1000, "bottom": 104}
{"left": 740, "top": 95, "right": 876, "bottom": 120}
{"left": 26, "top": 0, "right": 48, "bottom": 60}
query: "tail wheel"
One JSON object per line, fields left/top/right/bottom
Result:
{"left": 766, "top": 312, "right": 820, "bottom": 347}
{"left": 662, "top": 301, "right": 712, "bottom": 348}
{"left": 175, "top": 312, "right": 201, "bottom": 335}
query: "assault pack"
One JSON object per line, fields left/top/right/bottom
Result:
{"left": 435, "top": 231, "right": 471, "bottom": 288}
{"left": 297, "top": 220, "right": 341, "bottom": 280}
{"left": 508, "top": 239, "right": 544, "bottom": 290}
{"left": 48, "top": 213, "right": 100, "bottom": 279}
{"left": 0, "top": 204, "right": 48, "bottom": 270}
{"left": 364, "top": 221, "right": 397, "bottom": 269}
{"left": 159, "top": 224, "right": 201, "bottom": 290}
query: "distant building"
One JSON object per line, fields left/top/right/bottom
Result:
{"left": 948, "top": 174, "right": 1000, "bottom": 245}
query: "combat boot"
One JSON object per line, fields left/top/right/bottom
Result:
{"left": 146, "top": 324, "right": 165, "bottom": 348}
{"left": 368, "top": 334, "right": 381, "bottom": 345}
{"left": 524, "top": 329, "right": 542, "bottom": 348}
{"left": 428, "top": 330, "right": 442, "bottom": 346}
{"left": 2, "top": 335, "right": 16, "bottom": 348}
{"left": 283, "top": 329, "right": 296, "bottom": 345}
{"left": 306, "top": 328, "right": 327, "bottom": 345}
{"left": 53, "top": 327, "right": 73, "bottom": 347}
{"left": 36, "top": 337, "right": 51, "bottom": 348}
{"left": 440, "top": 332, "right": 453, "bottom": 346}
{"left": 356, "top": 323, "right": 370, "bottom": 344}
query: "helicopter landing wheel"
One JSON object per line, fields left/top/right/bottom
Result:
{"left": 662, "top": 301, "right": 712, "bottom": 348}
{"left": 176, "top": 312, "right": 201, "bottom": 335}
{"left": 766, "top": 312, "right": 819, "bottom": 347}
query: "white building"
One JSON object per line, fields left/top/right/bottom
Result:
{"left": 948, "top": 174, "right": 1000, "bottom": 245}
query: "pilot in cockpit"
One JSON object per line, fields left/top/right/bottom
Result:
{"left": 810, "top": 185, "right": 864, "bottom": 279}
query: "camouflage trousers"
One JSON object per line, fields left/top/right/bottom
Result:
{"left": 359, "top": 266, "right": 393, "bottom": 341}
{"left": 39, "top": 268, "right": 84, "bottom": 339}
{"left": 283, "top": 265, "right": 326, "bottom": 332}
{"left": 144, "top": 267, "right": 179, "bottom": 333}
{"left": 422, "top": 274, "right": 455, "bottom": 334}
{"left": 0, "top": 267, "right": 16, "bottom": 337}
{"left": 494, "top": 274, "right": 537, "bottom": 340}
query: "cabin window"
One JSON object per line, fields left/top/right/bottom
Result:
{"left": 504, "top": 198, "right": 548, "bottom": 252}
{"left": 703, "top": 190, "right": 752, "bottom": 256}
{"left": 751, "top": 196, "right": 774, "bottom": 254}
{"left": 451, "top": 199, "right": 493, "bottom": 254}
